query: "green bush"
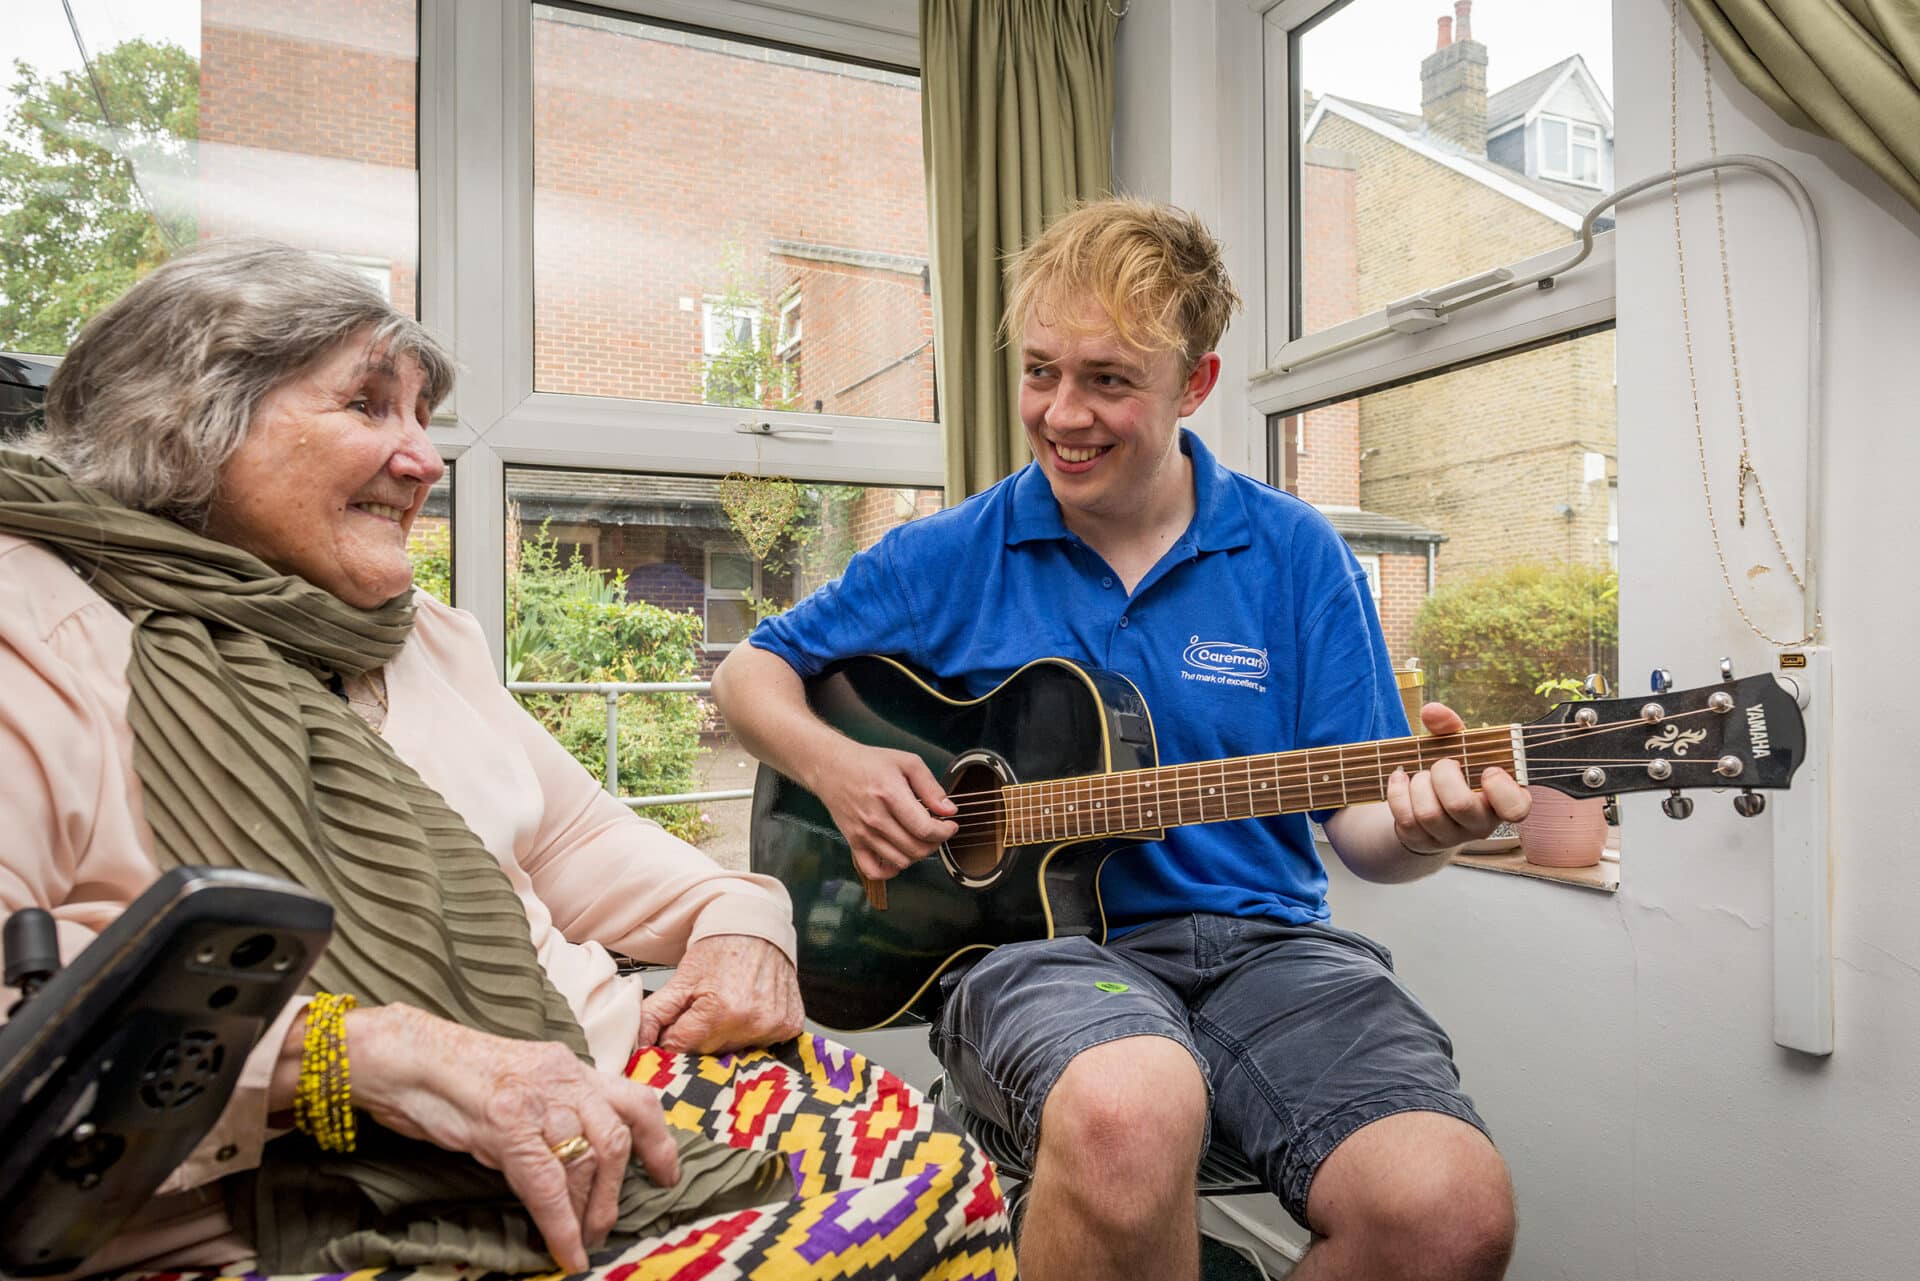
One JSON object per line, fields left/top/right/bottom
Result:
{"left": 506, "top": 526, "right": 713, "bottom": 843}
{"left": 1409, "top": 561, "right": 1618, "bottom": 727}
{"left": 407, "top": 522, "right": 451, "bottom": 604}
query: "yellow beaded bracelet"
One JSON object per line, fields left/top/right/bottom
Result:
{"left": 293, "top": 992, "right": 358, "bottom": 1153}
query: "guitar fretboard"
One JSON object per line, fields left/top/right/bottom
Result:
{"left": 1003, "top": 727, "right": 1519, "bottom": 845}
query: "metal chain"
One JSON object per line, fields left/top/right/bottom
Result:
{"left": 1668, "top": 0, "right": 1821, "bottom": 646}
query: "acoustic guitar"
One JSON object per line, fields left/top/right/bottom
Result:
{"left": 749, "top": 654, "right": 1805, "bottom": 1031}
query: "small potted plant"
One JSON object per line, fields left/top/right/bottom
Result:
{"left": 1515, "top": 677, "right": 1611, "bottom": 868}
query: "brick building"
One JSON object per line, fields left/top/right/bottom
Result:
{"left": 196, "top": 1, "right": 936, "bottom": 672}
{"left": 1294, "top": 1, "right": 1617, "bottom": 661}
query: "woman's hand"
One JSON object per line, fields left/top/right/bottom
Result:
{"left": 637, "top": 935, "right": 805, "bottom": 1053}
{"left": 333, "top": 1004, "right": 680, "bottom": 1272}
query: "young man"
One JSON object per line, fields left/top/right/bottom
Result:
{"left": 713, "top": 197, "right": 1526, "bottom": 1281}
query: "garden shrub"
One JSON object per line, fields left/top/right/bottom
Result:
{"left": 1409, "top": 561, "right": 1618, "bottom": 727}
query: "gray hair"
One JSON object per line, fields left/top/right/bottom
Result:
{"left": 35, "top": 240, "right": 456, "bottom": 526}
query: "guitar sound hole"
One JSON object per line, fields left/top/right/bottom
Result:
{"left": 943, "top": 760, "right": 1008, "bottom": 883}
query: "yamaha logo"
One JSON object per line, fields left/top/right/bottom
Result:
{"left": 1746, "top": 704, "right": 1771, "bottom": 758}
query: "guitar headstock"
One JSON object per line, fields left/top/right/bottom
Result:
{"left": 1521, "top": 671, "right": 1804, "bottom": 809}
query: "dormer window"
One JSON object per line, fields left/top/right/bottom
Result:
{"left": 1539, "top": 114, "right": 1602, "bottom": 187}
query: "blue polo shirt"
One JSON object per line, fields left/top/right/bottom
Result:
{"left": 749, "top": 430, "right": 1408, "bottom": 928}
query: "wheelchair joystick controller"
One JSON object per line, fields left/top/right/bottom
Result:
{"left": 3, "top": 907, "right": 61, "bottom": 1015}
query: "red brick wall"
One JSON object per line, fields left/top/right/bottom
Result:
{"left": 1377, "top": 550, "right": 1429, "bottom": 665}
{"left": 530, "top": 13, "right": 933, "bottom": 415}
{"left": 198, "top": 0, "right": 419, "bottom": 316}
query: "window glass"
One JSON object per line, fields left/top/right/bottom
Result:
{"left": 408, "top": 468, "right": 454, "bottom": 604}
{"left": 531, "top": 6, "right": 935, "bottom": 422}
{"left": 2, "top": 0, "right": 421, "bottom": 355}
{"left": 504, "top": 466, "right": 943, "bottom": 869}
{"left": 1295, "top": 1, "right": 1613, "bottom": 335}
{"left": 1268, "top": 329, "right": 1617, "bottom": 729}
{"left": 1541, "top": 116, "right": 1571, "bottom": 174}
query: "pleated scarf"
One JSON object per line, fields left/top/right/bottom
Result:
{"left": 0, "top": 448, "right": 782, "bottom": 1269}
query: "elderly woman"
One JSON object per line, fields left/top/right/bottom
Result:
{"left": 0, "top": 242, "right": 1012, "bottom": 1279}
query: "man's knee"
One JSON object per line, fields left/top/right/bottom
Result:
{"left": 1310, "top": 1111, "right": 1515, "bottom": 1280}
{"left": 1033, "top": 1035, "right": 1207, "bottom": 1220}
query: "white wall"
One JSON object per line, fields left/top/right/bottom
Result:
{"left": 1121, "top": 1, "right": 1920, "bottom": 1275}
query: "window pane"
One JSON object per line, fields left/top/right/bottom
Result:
{"left": 410, "top": 468, "right": 454, "bottom": 604}
{"left": 1541, "top": 117, "right": 1570, "bottom": 173}
{"left": 1267, "top": 329, "right": 1617, "bottom": 727}
{"left": 708, "top": 550, "right": 753, "bottom": 593}
{"left": 504, "top": 466, "right": 943, "bottom": 869}
{"left": 532, "top": 8, "right": 935, "bottom": 422}
{"left": 704, "top": 597, "right": 756, "bottom": 647}
{"left": 2, "top": 1, "right": 420, "bottom": 356}
{"left": 1296, "top": 2, "right": 1612, "bottom": 334}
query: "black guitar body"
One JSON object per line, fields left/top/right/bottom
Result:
{"left": 750, "top": 655, "right": 1159, "bottom": 1031}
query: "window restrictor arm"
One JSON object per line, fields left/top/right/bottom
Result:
{"left": 737, "top": 421, "right": 834, "bottom": 439}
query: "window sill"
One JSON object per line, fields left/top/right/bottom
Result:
{"left": 1451, "top": 835, "right": 1620, "bottom": 892}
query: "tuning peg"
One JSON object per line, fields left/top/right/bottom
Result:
{"left": 1733, "top": 790, "right": 1767, "bottom": 818}
{"left": 1602, "top": 795, "right": 1620, "bottom": 826}
{"left": 1719, "top": 656, "right": 1735, "bottom": 682}
{"left": 1650, "top": 667, "right": 1674, "bottom": 693}
{"left": 1581, "top": 672, "right": 1611, "bottom": 699}
{"left": 1661, "top": 790, "right": 1695, "bottom": 820}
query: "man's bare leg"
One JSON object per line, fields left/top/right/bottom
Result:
{"left": 1291, "top": 1110, "right": 1515, "bottom": 1281}
{"left": 1016, "top": 1035, "right": 1209, "bottom": 1281}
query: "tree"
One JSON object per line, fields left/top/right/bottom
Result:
{"left": 0, "top": 40, "right": 198, "bottom": 354}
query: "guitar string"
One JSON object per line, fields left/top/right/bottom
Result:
{"left": 945, "top": 756, "right": 1742, "bottom": 842}
{"left": 924, "top": 707, "right": 1733, "bottom": 820}
{"left": 935, "top": 735, "right": 1728, "bottom": 824}
{"left": 929, "top": 706, "right": 1728, "bottom": 806}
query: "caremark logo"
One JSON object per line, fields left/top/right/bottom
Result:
{"left": 1183, "top": 635, "right": 1270, "bottom": 678}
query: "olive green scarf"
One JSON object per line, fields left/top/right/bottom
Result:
{"left": 0, "top": 449, "right": 783, "bottom": 1269}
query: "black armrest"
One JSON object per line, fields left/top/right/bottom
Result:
{"left": 0, "top": 868, "right": 332, "bottom": 1277}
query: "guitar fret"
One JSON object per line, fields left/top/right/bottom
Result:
{"left": 1251, "top": 754, "right": 1276, "bottom": 817}
{"left": 1001, "top": 726, "right": 1542, "bottom": 848}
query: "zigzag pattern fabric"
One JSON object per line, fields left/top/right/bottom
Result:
{"left": 103, "top": 1037, "right": 1016, "bottom": 1281}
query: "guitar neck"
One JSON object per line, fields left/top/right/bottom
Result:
{"left": 1003, "top": 726, "right": 1521, "bottom": 844}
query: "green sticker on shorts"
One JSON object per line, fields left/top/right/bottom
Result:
{"left": 1094, "top": 981, "right": 1130, "bottom": 993}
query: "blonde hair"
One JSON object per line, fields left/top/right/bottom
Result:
{"left": 1002, "top": 197, "right": 1243, "bottom": 367}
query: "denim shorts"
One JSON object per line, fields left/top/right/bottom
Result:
{"left": 928, "top": 913, "right": 1489, "bottom": 1228}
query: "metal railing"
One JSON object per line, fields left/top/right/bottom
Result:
{"left": 507, "top": 679, "right": 753, "bottom": 811}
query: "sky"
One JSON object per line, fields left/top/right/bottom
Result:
{"left": 1298, "top": 0, "right": 1613, "bottom": 114}
{"left": 2, "top": 1, "right": 201, "bottom": 79}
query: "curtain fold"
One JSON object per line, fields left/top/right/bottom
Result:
{"left": 1682, "top": 0, "right": 1920, "bottom": 214}
{"left": 921, "top": 0, "right": 1120, "bottom": 501}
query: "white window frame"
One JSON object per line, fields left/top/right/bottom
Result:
{"left": 1539, "top": 113, "right": 1603, "bottom": 188}
{"left": 702, "top": 300, "right": 765, "bottom": 404}
{"left": 776, "top": 291, "right": 802, "bottom": 357}
{"left": 420, "top": 0, "right": 940, "bottom": 669}
{"left": 1356, "top": 552, "right": 1381, "bottom": 602}
{"left": 1254, "top": 0, "right": 1616, "bottom": 464}
{"left": 702, "top": 546, "right": 761, "bottom": 653}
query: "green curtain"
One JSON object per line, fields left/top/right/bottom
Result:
{"left": 921, "top": 0, "right": 1121, "bottom": 501}
{"left": 1682, "top": 0, "right": 1920, "bottom": 214}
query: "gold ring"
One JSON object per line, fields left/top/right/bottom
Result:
{"left": 549, "top": 1134, "right": 592, "bottom": 1165}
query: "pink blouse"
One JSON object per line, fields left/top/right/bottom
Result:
{"left": 0, "top": 532, "right": 796, "bottom": 1272}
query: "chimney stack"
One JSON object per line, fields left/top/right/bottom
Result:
{"left": 1421, "top": 2, "right": 1488, "bottom": 154}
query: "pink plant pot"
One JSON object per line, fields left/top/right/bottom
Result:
{"left": 1516, "top": 786, "right": 1608, "bottom": 868}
